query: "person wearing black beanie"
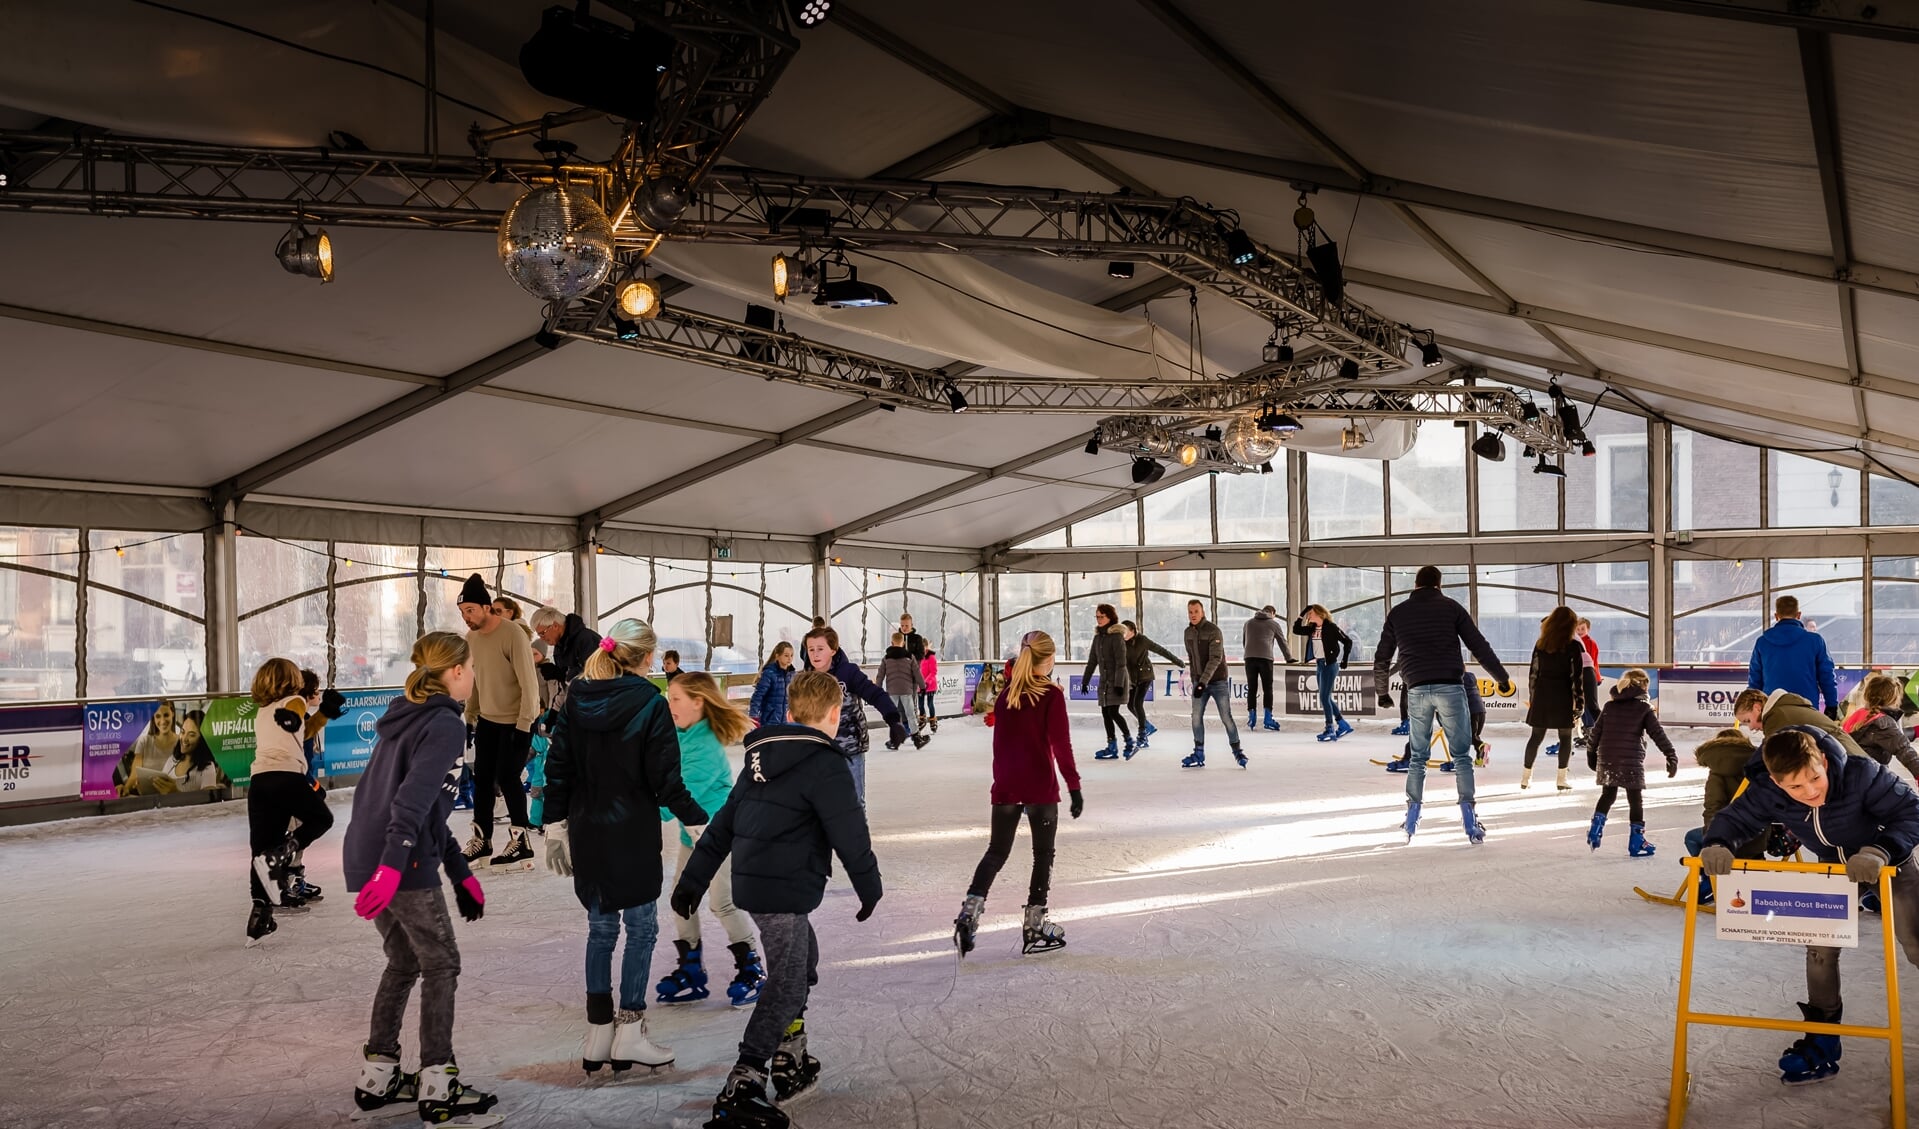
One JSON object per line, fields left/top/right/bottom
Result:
{"left": 458, "top": 573, "right": 540, "bottom": 868}
{"left": 460, "top": 573, "right": 491, "bottom": 608}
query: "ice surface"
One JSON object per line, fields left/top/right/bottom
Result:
{"left": 2, "top": 714, "right": 1913, "bottom": 1128}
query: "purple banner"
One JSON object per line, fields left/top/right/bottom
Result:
{"left": 82, "top": 701, "right": 160, "bottom": 800}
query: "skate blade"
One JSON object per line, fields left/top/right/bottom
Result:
{"left": 607, "top": 1059, "right": 673, "bottom": 1074}
{"left": 348, "top": 1101, "right": 418, "bottom": 1121}
{"left": 428, "top": 1115, "right": 503, "bottom": 1127}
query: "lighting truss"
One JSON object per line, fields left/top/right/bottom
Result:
{"left": 1279, "top": 385, "right": 1568, "bottom": 453}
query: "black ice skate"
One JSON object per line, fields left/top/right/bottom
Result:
{"left": 351, "top": 1046, "right": 419, "bottom": 1121}
{"left": 417, "top": 1060, "right": 501, "bottom": 1127}
{"left": 488, "top": 828, "right": 535, "bottom": 870}
{"left": 953, "top": 894, "right": 985, "bottom": 957}
{"left": 459, "top": 830, "right": 491, "bottom": 867}
{"left": 245, "top": 899, "right": 277, "bottom": 947}
{"left": 1020, "top": 904, "right": 1065, "bottom": 954}
{"left": 705, "top": 1064, "right": 788, "bottom": 1129}
{"left": 770, "top": 1018, "right": 821, "bottom": 1104}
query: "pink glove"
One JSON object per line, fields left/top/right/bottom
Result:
{"left": 356, "top": 865, "right": 401, "bottom": 920}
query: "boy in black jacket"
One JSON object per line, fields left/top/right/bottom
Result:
{"left": 672, "top": 670, "right": 883, "bottom": 1124}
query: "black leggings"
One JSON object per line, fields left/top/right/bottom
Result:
{"left": 1523, "top": 726, "right": 1574, "bottom": 769}
{"left": 247, "top": 770, "right": 333, "bottom": 903}
{"left": 968, "top": 803, "right": 1059, "bottom": 905}
{"left": 472, "top": 718, "right": 531, "bottom": 839}
{"left": 1100, "top": 704, "right": 1132, "bottom": 745}
{"left": 1595, "top": 785, "right": 1644, "bottom": 824}
{"left": 1126, "top": 681, "right": 1150, "bottom": 732}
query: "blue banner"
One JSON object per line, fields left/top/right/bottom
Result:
{"left": 321, "top": 689, "right": 402, "bottom": 777}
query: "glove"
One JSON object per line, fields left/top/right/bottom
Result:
{"left": 1339, "top": 661, "right": 1348, "bottom": 670}
{"left": 1700, "top": 844, "right": 1735, "bottom": 877}
{"left": 455, "top": 876, "right": 485, "bottom": 922}
{"left": 670, "top": 883, "right": 700, "bottom": 920}
{"left": 888, "top": 722, "right": 909, "bottom": 747}
{"left": 856, "top": 897, "right": 879, "bottom": 922}
{"left": 1846, "top": 845, "right": 1889, "bottom": 885}
{"left": 1496, "top": 681, "right": 1515, "bottom": 696}
{"left": 355, "top": 865, "right": 401, "bottom": 920}
{"left": 1766, "top": 826, "right": 1801, "bottom": 859}
{"left": 1666, "top": 758, "right": 1678, "bottom": 779}
{"left": 1824, "top": 704, "right": 1842, "bottom": 722}
{"left": 319, "top": 688, "right": 347, "bottom": 720}
{"left": 1069, "top": 790, "right": 1084, "bottom": 819}
{"left": 544, "top": 821, "right": 572, "bottom": 877}
{"left": 1587, "top": 751, "right": 1597, "bottom": 772}
{"left": 465, "top": 725, "right": 475, "bottom": 749}
{"left": 1378, "top": 693, "right": 1394, "bottom": 709}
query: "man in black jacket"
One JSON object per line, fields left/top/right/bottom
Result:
{"left": 531, "top": 605, "right": 602, "bottom": 688}
{"left": 1373, "top": 566, "right": 1513, "bottom": 842}
{"left": 672, "top": 670, "right": 882, "bottom": 1122}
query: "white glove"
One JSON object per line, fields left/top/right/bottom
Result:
{"left": 544, "top": 821, "right": 572, "bottom": 877}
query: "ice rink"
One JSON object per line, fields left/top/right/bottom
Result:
{"left": 3, "top": 713, "right": 1913, "bottom": 1129}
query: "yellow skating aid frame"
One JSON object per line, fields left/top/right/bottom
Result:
{"left": 1666, "top": 856, "right": 1904, "bottom": 1129}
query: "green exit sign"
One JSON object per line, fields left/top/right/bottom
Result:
{"left": 714, "top": 546, "right": 733, "bottom": 560}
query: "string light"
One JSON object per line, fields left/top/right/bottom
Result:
{"left": 115, "top": 546, "right": 125, "bottom": 557}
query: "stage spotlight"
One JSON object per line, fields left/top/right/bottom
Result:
{"left": 1178, "top": 443, "right": 1199, "bottom": 467}
{"left": 944, "top": 383, "right": 968, "bottom": 413}
{"left": 1471, "top": 432, "right": 1507, "bottom": 462}
{"left": 1534, "top": 455, "right": 1566, "bottom": 477}
{"left": 1582, "top": 438, "right": 1597, "bottom": 457}
{"left": 275, "top": 222, "right": 333, "bottom": 282}
{"left": 1522, "top": 444, "right": 1537, "bottom": 459}
{"left": 1520, "top": 399, "right": 1541, "bottom": 422}
{"left": 789, "top": 0, "right": 831, "bottom": 26}
{"left": 519, "top": 5, "right": 670, "bottom": 122}
{"left": 617, "top": 277, "right": 663, "bottom": 319}
{"left": 612, "top": 315, "right": 642, "bottom": 341}
{"left": 1085, "top": 433, "right": 1101, "bottom": 455}
{"left": 1558, "top": 402, "right": 1586, "bottom": 443}
{"left": 1108, "top": 261, "right": 1134, "bottom": 279}
{"left": 1259, "top": 461, "right": 1274, "bottom": 474}
{"left": 1220, "top": 225, "right": 1259, "bottom": 267}
{"left": 815, "top": 265, "right": 896, "bottom": 309}
{"left": 1307, "top": 238, "right": 1344, "bottom": 303}
{"left": 1204, "top": 425, "right": 1223, "bottom": 442}
{"left": 1413, "top": 330, "right": 1443, "bottom": 368}
{"left": 1131, "top": 457, "right": 1166, "bottom": 484}
{"left": 1338, "top": 358, "right": 1360, "bottom": 380}
{"left": 1257, "top": 411, "right": 1303, "bottom": 434}
{"left": 772, "top": 254, "right": 793, "bottom": 300}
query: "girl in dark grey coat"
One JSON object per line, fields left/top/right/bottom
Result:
{"left": 1585, "top": 669, "right": 1676, "bottom": 857}
{"left": 1082, "top": 605, "right": 1133, "bottom": 759}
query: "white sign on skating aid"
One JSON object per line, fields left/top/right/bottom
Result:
{"left": 1715, "top": 868, "right": 1858, "bottom": 948}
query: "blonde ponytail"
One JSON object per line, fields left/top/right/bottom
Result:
{"left": 1005, "top": 631, "right": 1057, "bottom": 710}
{"left": 584, "top": 617, "right": 657, "bottom": 680}
{"left": 405, "top": 631, "right": 470, "bottom": 703}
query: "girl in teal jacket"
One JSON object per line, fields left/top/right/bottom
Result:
{"left": 658, "top": 672, "right": 764, "bottom": 1006}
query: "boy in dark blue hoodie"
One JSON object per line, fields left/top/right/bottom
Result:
{"left": 672, "top": 669, "right": 883, "bottom": 1125}
{"left": 341, "top": 633, "right": 497, "bottom": 1126}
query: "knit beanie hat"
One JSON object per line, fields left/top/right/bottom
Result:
{"left": 458, "top": 573, "right": 491, "bottom": 607}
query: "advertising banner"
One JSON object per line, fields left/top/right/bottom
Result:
{"left": 1716, "top": 868, "right": 1858, "bottom": 948}
{"left": 321, "top": 689, "right": 403, "bottom": 778}
{"left": 82, "top": 698, "right": 227, "bottom": 798}
{"left": 1282, "top": 667, "right": 1379, "bottom": 717}
{"left": 200, "top": 694, "right": 259, "bottom": 788}
{"left": 1661, "top": 668, "right": 1751, "bottom": 726}
{"left": 961, "top": 662, "right": 988, "bottom": 714}
{"left": 933, "top": 668, "right": 967, "bottom": 717}
{"left": 1470, "top": 670, "right": 1528, "bottom": 721}
{"left": 82, "top": 699, "right": 158, "bottom": 799}
{"left": 1, "top": 703, "right": 83, "bottom": 803}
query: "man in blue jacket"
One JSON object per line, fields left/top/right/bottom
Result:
{"left": 1701, "top": 727, "right": 1919, "bottom": 1084}
{"left": 1748, "top": 595, "right": 1839, "bottom": 720}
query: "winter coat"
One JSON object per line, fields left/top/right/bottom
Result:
{"left": 539, "top": 613, "right": 603, "bottom": 687}
{"left": 1759, "top": 691, "right": 1867, "bottom": 760}
{"left": 920, "top": 653, "right": 939, "bottom": 693}
{"left": 543, "top": 674, "right": 708, "bottom": 913}
{"left": 1526, "top": 641, "right": 1596, "bottom": 729}
{"left": 342, "top": 694, "right": 473, "bottom": 893}
{"left": 900, "top": 629, "right": 927, "bottom": 662}
{"left": 1124, "top": 632, "right": 1183, "bottom": 684}
{"left": 1292, "top": 616, "right": 1353, "bottom": 666}
{"left": 662, "top": 718, "right": 737, "bottom": 849}
{"left": 821, "top": 649, "right": 903, "bottom": 758}
{"left": 1242, "top": 611, "right": 1293, "bottom": 663}
{"left": 675, "top": 723, "right": 882, "bottom": 915}
{"left": 1081, "top": 624, "right": 1132, "bottom": 707}
{"left": 1372, "top": 587, "right": 1509, "bottom": 691}
{"left": 748, "top": 661, "right": 793, "bottom": 726}
{"left": 1579, "top": 633, "right": 1599, "bottom": 667}
{"left": 878, "top": 647, "right": 924, "bottom": 695}
{"left": 990, "top": 682, "right": 1081, "bottom": 805}
{"left": 1184, "top": 618, "right": 1230, "bottom": 686}
{"left": 1748, "top": 618, "right": 1838, "bottom": 713}
{"left": 1705, "top": 728, "right": 1919, "bottom": 866}
{"left": 1848, "top": 708, "right": 1919, "bottom": 777}
{"left": 1694, "top": 728, "right": 1756, "bottom": 830}
{"left": 1585, "top": 685, "right": 1676, "bottom": 791}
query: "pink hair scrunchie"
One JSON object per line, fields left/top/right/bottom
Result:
{"left": 598, "top": 637, "right": 618, "bottom": 652}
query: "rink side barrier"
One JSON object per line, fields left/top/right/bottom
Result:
{"left": 1667, "top": 857, "right": 1904, "bottom": 1129}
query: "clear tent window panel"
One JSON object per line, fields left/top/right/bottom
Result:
{"left": 1563, "top": 560, "right": 1651, "bottom": 663}
{"left": 1672, "top": 558, "right": 1763, "bottom": 663}
{"left": 1476, "top": 440, "right": 1559, "bottom": 532}
{"left": 1216, "top": 468, "right": 1288, "bottom": 543}
{"left": 334, "top": 543, "right": 422, "bottom": 689}
{"left": 236, "top": 537, "right": 331, "bottom": 684}
{"left": 596, "top": 553, "right": 655, "bottom": 627}
{"left": 1138, "top": 570, "right": 1211, "bottom": 660}
{"left": 652, "top": 558, "right": 712, "bottom": 669}
{"left": 1565, "top": 407, "right": 1649, "bottom": 531}
{"left": 1472, "top": 563, "right": 1561, "bottom": 664}
{"left": 1387, "top": 565, "right": 1471, "bottom": 599}
{"left": 1389, "top": 425, "right": 1467, "bottom": 535}
{"left": 1771, "top": 557, "right": 1864, "bottom": 664}
{"left": 708, "top": 565, "right": 763, "bottom": 674}
{"left": 1066, "top": 571, "right": 1137, "bottom": 661}
{"left": 0, "top": 526, "right": 80, "bottom": 700}
{"left": 998, "top": 604, "right": 1064, "bottom": 662}
{"left": 936, "top": 572, "right": 983, "bottom": 662}
{"left": 1870, "top": 475, "right": 1919, "bottom": 526}
{"left": 1770, "top": 452, "right": 1859, "bottom": 528}
{"left": 1308, "top": 566, "right": 1385, "bottom": 662}
{"left": 1306, "top": 454, "right": 1384, "bottom": 539}
{"left": 424, "top": 547, "right": 500, "bottom": 636}
{"left": 1872, "top": 557, "right": 1919, "bottom": 665}
{"left": 1214, "top": 568, "right": 1286, "bottom": 623}
{"left": 502, "top": 551, "right": 574, "bottom": 620}
{"left": 1142, "top": 476, "right": 1212, "bottom": 544}
{"left": 1069, "top": 501, "right": 1139, "bottom": 547}
{"left": 86, "top": 530, "right": 206, "bottom": 698}
{"left": 1671, "top": 428, "right": 1759, "bottom": 530}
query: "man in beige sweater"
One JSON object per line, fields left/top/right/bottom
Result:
{"left": 458, "top": 573, "right": 540, "bottom": 867}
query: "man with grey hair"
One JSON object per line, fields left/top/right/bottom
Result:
{"left": 532, "top": 605, "right": 603, "bottom": 689}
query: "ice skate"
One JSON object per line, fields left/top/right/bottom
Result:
{"left": 1628, "top": 822, "right": 1656, "bottom": 857}
{"left": 609, "top": 1009, "right": 673, "bottom": 1072}
{"left": 1315, "top": 728, "right": 1335, "bottom": 742}
{"left": 1231, "top": 745, "right": 1247, "bottom": 768}
{"left": 1334, "top": 719, "right": 1353, "bottom": 739}
{"left": 1181, "top": 748, "right": 1205, "bottom": 768}
{"left": 656, "top": 939, "right": 711, "bottom": 1003}
{"left": 1520, "top": 767, "right": 1533, "bottom": 789}
{"left": 351, "top": 1046, "right": 419, "bottom": 1120}
{"left": 459, "top": 830, "right": 491, "bottom": 867}
{"left": 1246, "top": 709, "right": 1257, "bottom": 731}
{"left": 1124, "top": 734, "right": 1142, "bottom": 757}
{"left": 1401, "top": 800, "right": 1422, "bottom": 842}
{"left": 1142, "top": 720, "right": 1158, "bottom": 739}
{"left": 1459, "top": 800, "right": 1486, "bottom": 844}
{"left": 1093, "top": 741, "right": 1119, "bottom": 761}
{"left": 488, "top": 828, "right": 535, "bottom": 870}
{"left": 1779, "top": 1003, "right": 1842, "bottom": 1084}
{"left": 581, "top": 1019, "right": 615, "bottom": 1073}
{"left": 245, "top": 899, "right": 277, "bottom": 947}
{"left": 1121, "top": 736, "right": 1135, "bottom": 759}
{"left": 1263, "top": 711, "right": 1282, "bottom": 732}
{"left": 952, "top": 893, "right": 985, "bottom": 957}
{"left": 704, "top": 1063, "right": 787, "bottom": 1128}
{"left": 416, "top": 1060, "right": 501, "bottom": 1127}
{"left": 1587, "top": 812, "right": 1607, "bottom": 851}
{"left": 1020, "top": 904, "right": 1065, "bottom": 954}
{"left": 726, "top": 941, "right": 765, "bottom": 1006}
{"left": 911, "top": 731, "right": 930, "bottom": 749}
{"left": 1556, "top": 768, "right": 1572, "bottom": 791}
{"left": 771, "top": 1018, "right": 821, "bottom": 1104}
{"left": 1384, "top": 755, "right": 1410, "bottom": 773}
{"left": 1391, "top": 720, "right": 1408, "bottom": 736}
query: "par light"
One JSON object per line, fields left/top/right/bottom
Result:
{"left": 1131, "top": 457, "right": 1166, "bottom": 485}
{"left": 1558, "top": 402, "right": 1587, "bottom": 443}
{"left": 815, "top": 265, "right": 896, "bottom": 309}
{"left": 1306, "top": 238, "right": 1344, "bottom": 303}
{"left": 1471, "top": 432, "right": 1507, "bottom": 462}
{"left": 790, "top": 0, "right": 832, "bottom": 26}
{"left": 1107, "top": 261, "right": 1134, "bottom": 280}
{"left": 1519, "top": 399, "right": 1541, "bottom": 422}
{"left": 1260, "top": 461, "right": 1274, "bottom": 474}
{"left": 635, "top": 174, "right": 691, "bottom": 232}
{"left": 1413, "top": 329, "right": 1443, "bottom": 368}
{"left": 1257, "top": 411, "right": 1303, "bottom": 434}
{"left": 944, "top": 383, "right": 968, "bottom": 413}
{"left": 275, "top": 222, "right": 333, "bottom": 282}
{"left": 617, "top": 277, "right": 663, "bottom": 319}
{"left": 612, "top": 315, "right": 642, "bottom": 341}
{"left": 1178, "top": 443, "right": 1199, "bottom": 467}
{"left": 1084, "top": 433, "right": 1101, "bottom": 455}
{"left": 1219, "top": 224, "right": 1259, "bottom": 267}
{"left": 1522, "top": 445, "right": 1537, "bottom": 459}
{"left": 771, "top": 254, "right": 793, "bottom": 301}
{"left": 1582, "top": 439, "right": 1597, "bottom": 458}
{"left": 1534, "top": 455, "right": 1566, "bottom": 478}
{"left": 1338, "top": 358, "right": 1360, "bottom": 380}
{"left": 1204, "top": 425, "right": 1223, "bottom": 442}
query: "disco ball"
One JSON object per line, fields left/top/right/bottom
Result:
{"left": 497, "top": 184, "right": 616, "bottom": 300}
{"left": 1223, "top": 413, "right": 1283, "bottom": 465}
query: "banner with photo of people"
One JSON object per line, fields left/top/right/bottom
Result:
{"left": 82, "top": 697, "right": 230, "bottom": 799}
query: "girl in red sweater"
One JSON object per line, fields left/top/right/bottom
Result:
{"left": 953, "top": 632, "right": 1083, "bottom": 958}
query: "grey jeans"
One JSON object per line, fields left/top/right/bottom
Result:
{"left": 369, "top": 886, "right": 462, "bottom": 1068}
{"left": 741, "top": 912, "right": 819, "bottom": 1065}
{"left": 1806, "top": 861, "right": 1919, "bottom": 1012}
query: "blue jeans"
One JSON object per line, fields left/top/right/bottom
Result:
{"left": 1405, "top": 682, "right": 1474, "bottom": 804}
{"left": 848, "top": 752, "right": 865, "bottom": 803}
{"left": 1316, "top": 660, "right": 1346, "bottom": 730}
{"left": 585, "top": 899, "right": 659, "bottom": 1012}
{"left": 1190, "top": 679, "right": 1240, "bottom": 749}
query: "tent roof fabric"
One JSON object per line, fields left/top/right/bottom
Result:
{"left": 1, "top": 0, "right": 1916, "bottom": 553}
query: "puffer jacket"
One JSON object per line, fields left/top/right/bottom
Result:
{"left": 1586, "top": 684, "right": 1676, "bottom": 790}
{"left": 1705, "top": 727, "right": 1919, "bottom": 866}
{"left": 826, "top": 649, "right": 902, "bottom": 757}
{"left": 673, "top": 723, "right": 882, "bottom": 914}
{"left": 661, "top": 718, "right": 736, "bottom": 849}
{"left": 543, "top": 674, "right": 707, "bottom": 913}
{"left": 747, "top": 661, "right": 793, "bottom": 726}
{"left": 1747, "top": 618, "right": 1838, "bottom": 713}
{"left": 1184, "top": 618, "right": 1229, "bottom": 686}
{"left": 1124, "top": 632, "right": 1184, "bottom": 684}
{"left": 1081, "top": 623, "right": 1131, "bottom": 707}
{"left": 878, "top": 647, "right": 923, "bottom": 695}
{"left": 1760, "top": 690, "right": 1868, "bottom": 760}
{"left": 1372, "top": 586, "right": 1509, "bottom": 691}
{"left": 1847, "top": 707, "right": 1919, "bottom": 777}
{"left": 539, "top": 613, "right": 603, "bottom": 686}
{"left": 1693, "top": 727, "right": 1756, "bottom": 829}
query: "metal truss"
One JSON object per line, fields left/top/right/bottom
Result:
{"left": 1279, "top": 385, "right": 1568, "bottom": 453}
